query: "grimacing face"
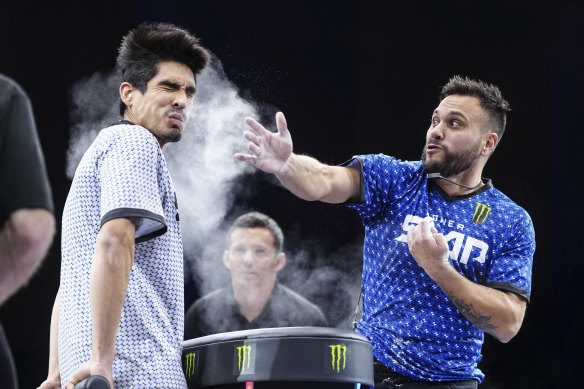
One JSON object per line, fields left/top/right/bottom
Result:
{"left": 223, "top": 227, "right": 285, "bottom": 289}
{"left": 422, "top": 95, "right": 488, "bottom": 178}
{"left": 122, "top": 60, "right": 196, "bottom": 147}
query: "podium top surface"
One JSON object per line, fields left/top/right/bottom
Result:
{"left": 183, "top": 326, "right": 370, "bottom": 347}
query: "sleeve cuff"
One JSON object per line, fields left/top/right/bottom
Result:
{"left": 340, "top": 157, "right": 365, "bottom": 204}
{"left": 100, "top": 208, "right": 167, "bottom": 244}
{"left": 485, "top": 281, "right": 530, "bottom": 303}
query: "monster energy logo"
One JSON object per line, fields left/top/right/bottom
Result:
{"left": 472, "top": 202, "right": 492, "bottom": 224}
{"left": 237, "top": 345, "right": 253, "bottom": 373}
{"left": 184, "top": 352, "right": 197, "bottom": 379}
{"left": 329, "top": 344, "right": 347, "bottom": 373}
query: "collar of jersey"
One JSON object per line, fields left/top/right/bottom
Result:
{"left": 429, "top": 178, "right": 493, "bottom": 203}
{"left": 116, "top": 119, "right": 136, "bottom": 126}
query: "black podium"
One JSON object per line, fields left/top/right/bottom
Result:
{"left": 182, "top": 327, "right": 374, "bottom": 388}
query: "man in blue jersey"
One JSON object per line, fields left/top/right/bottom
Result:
{"left": 235, "top": 76, "right": 535, "bottom": 388}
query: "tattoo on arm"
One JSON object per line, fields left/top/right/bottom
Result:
{"left": 443, "top": 289, "right": 497, "bottom": 331}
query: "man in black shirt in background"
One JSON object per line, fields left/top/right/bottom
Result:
{"left": 185, "top": 212, "right": 327, "bottom": 339}
{"left": 0, "top": 73, "right": 55, "bottom": 388}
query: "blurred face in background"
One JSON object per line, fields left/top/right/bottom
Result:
{"left": 223, "top": 227, "right": 286, "bottom": 289}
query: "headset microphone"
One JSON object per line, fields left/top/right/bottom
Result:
{"left": 426, "top": 173, "right": 483, "bottom": 190}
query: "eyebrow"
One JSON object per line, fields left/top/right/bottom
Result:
{"left": 433, "top": 109, "right": 468, "bottom": 121}
{"left": 158, "top": 80, "right": 197, "bottom": 95}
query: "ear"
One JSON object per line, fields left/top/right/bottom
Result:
{"left": 274, "top": 252, "right": 286, "bottom": 273}
{"left": 482, "top": 132, "right": 499, "bottom": 156}
{"left": 222, "top": 250, "right": 231, "bottom": 270}
{"left": 119, "top": 82, "right": 134, "bottom": 107}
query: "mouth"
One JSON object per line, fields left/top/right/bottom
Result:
{"left": 168, "top": 113, "right": 184, "bottom": 127}
{"left": 426, "top": 142, "right": 442, "bottom": 154}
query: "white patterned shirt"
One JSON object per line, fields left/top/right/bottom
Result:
{"left": 59, "top": 122, "right": 185, "bottom": 388}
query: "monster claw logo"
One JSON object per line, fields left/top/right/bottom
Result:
{"left": 472, "top": 202, "right": 492, "bottom": 224}
{"left": 184, "top": 352, "right": 197, "bottom": 379}
{"left": 329, "top": 345, "right": 347, "bottom": 373}
{"left": 237, "top": 345, "right": 253, "bottom": 373}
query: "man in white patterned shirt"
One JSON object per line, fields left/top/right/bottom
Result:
{"left": 38, "top": 23, "right": 209, "bottom": 389}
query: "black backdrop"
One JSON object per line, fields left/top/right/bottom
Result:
{"left": 1, "top": 1, "right": 582, "bottom": 388}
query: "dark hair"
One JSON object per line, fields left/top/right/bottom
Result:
{"left": 440, "top": 75, "right": 511, "bottom": 139}
{"left": 228, "top": 212, "right": 284, "bottom": 252}
{"left": 116, "top": 22, "right": 210, "bottom": 115}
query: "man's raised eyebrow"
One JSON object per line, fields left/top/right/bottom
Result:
{"left": 433, "top": 109, "right": 468, "bottom": 121}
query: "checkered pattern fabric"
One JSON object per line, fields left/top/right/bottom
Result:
{"left": 59, "top": 123, "right": 185, "bottom": 388}
{"left": 347, "top": 154, "right": 535, "bottom": 383}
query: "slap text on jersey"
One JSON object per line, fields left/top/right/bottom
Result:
{"left": 395, "top": 214, "right": 489, "bottom": 264}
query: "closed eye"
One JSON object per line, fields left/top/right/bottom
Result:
{"left": 158, "top": 81, "right": 196, "bottom": 98}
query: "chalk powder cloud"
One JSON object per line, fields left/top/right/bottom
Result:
{"left": 66, "top": 55, "right": 362, "bottom": 328}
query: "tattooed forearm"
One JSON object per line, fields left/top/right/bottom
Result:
{"left": 443, "top": 289, "right": 497, "bottom": 331}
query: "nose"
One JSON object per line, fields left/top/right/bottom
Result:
{"left": 242, "top": 250, "right": 254, "bottom": 267}
{"left": 172, "top": 90, "right": 188, "bottom": 110}
{"left": 428, "top": 122, "right": 445, "bottom": 141}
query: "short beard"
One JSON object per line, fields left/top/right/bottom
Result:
{"left": 421, "top": 140, "right": 482, "bottom": 178}
{"left": 159, "top": 127, "right": 182, "bottom": 144}
{"left": 158, "top": 107, "right": 184, "bottom": 144}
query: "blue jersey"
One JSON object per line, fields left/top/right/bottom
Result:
{"left": 346, "top": 154, "right": 535, "bottom": 382}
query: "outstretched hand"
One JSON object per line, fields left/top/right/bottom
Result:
{"left": 235, "top": 112, "right": 293, "bottom": 175}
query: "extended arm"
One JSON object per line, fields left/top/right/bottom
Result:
{"left": 235, "top": 112, "right": 360, "bottom": 204}
{"left": 408, "top": 217, "right": 526, "bottom": 343}
{"left": 0, "top": 208, "right": 55, "bottom": 305}
{"left": 65, "top": 217, "right": 136, "bottom": 389}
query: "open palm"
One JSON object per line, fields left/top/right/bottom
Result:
{"left": 235, "top": 112, "right": 293, "bottom": 175}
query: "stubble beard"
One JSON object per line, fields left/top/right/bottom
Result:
{"left": 159, "top": 127, "right": 182, "bottom": 144}
{"left": 156, "top": 108, "right": 185, "bottom": 144}
{"left": 421, "top": 139, "right": 482, "bottom": 178}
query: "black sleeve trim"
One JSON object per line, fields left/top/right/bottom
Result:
{"left": 485, "top": 281, "right": 530, "bottom": 303}
{"left": 340, "top": 157, "right": 365, "bottom": 204}
{"left": 100, "top": 208, "right": 167, "bottom": 244}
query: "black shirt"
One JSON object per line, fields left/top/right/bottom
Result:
{"left": 185, "top": 283, "right": 328, "bottom": 339}
{"left": 0, "top": 74, "right": 53, "bottom": 223}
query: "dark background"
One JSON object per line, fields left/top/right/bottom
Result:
{"left": 1, "top": 1, "right": 582, "bottom": 387}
